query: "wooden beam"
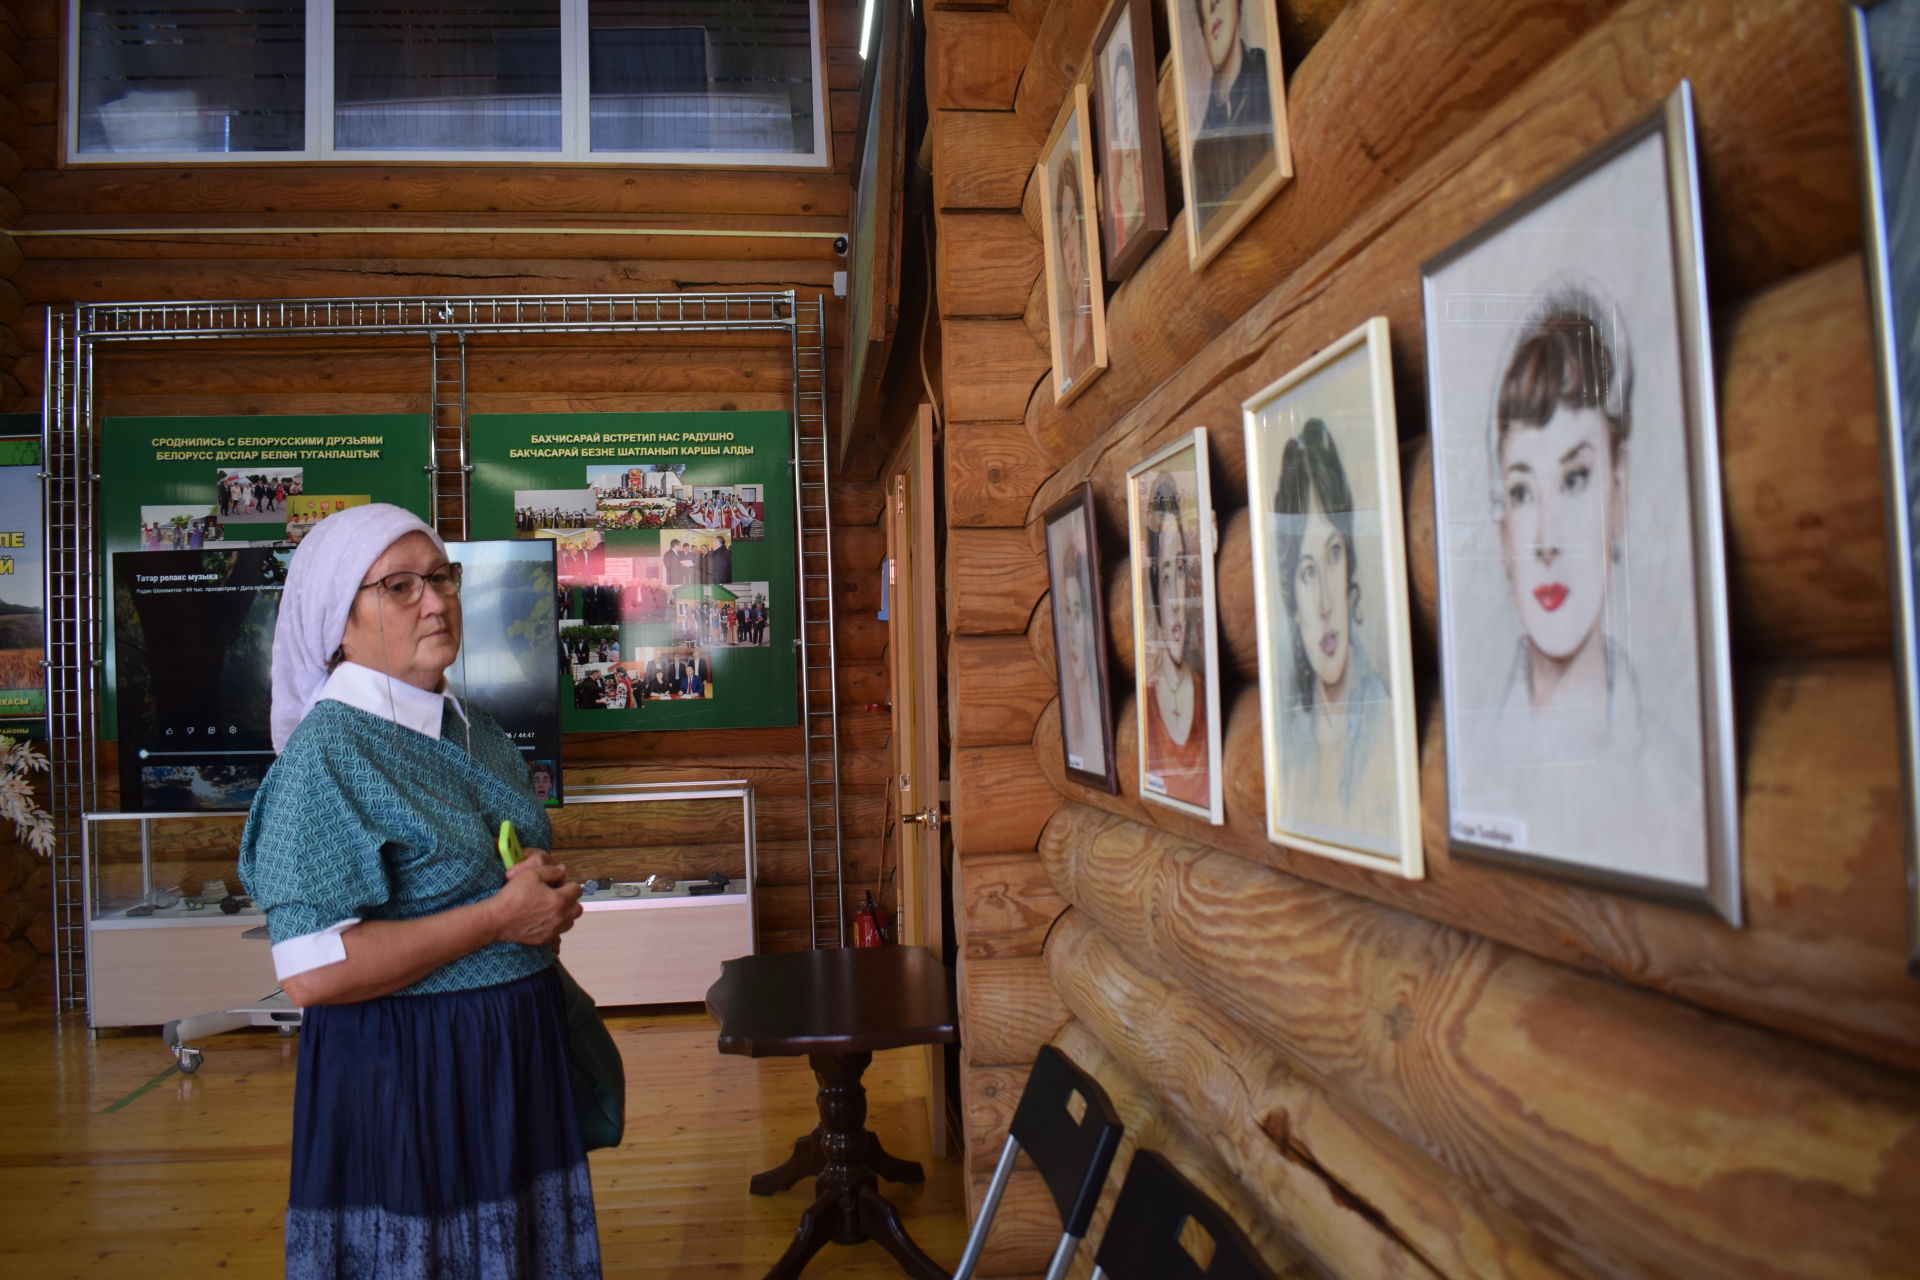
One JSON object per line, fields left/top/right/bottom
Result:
{"left": 953, "top": 849, "right": 1067, "bottom": 961}
{"left": 948, "top": 527, "right": 1048, "bottom": 635}
{"left": 1041, "top": 844, "right": 1920, "bottom": 1280}
{"left": 932, "top": 111, "right": 1038, "bottom": 211}
{"left": 945, "top": 420, "right": 1055, "bottom": 528}
{"left": 951, "top": 744, "right": 1061, "bottom": 855}
{"left": 950, "top": 634, "right": 1055, "bottom": 747}
{"left": 935, "top": 211, "right": 1042, "bottom": 319}
{"left": 928, "top": 8, "right": 1032, "bottom": 112}
{"left": 959, "top": 953, "right": 1069, "bottom": 1066}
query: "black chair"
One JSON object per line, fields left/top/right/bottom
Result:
{"left": 951, "top": 1044, "right": 1125, "bottom": 1280}
{"left": 1090, "top": 1149, "right": 1278, "bottom": 1280}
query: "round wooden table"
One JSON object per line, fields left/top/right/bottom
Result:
{"left": 706, "top": 945, "right": 957, "bottom": 1280}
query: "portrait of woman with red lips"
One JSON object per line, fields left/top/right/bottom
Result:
{"left": 1492, "top": 291, "right": 1631, "bottom": 717}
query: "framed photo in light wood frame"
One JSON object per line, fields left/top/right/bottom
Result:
{"left": 1127, "top": 429, "right": 1224, "bottom": 823}
{"left": 1244, "top": 318, "right": 1423, "bottom": 878}
{"left": 1044, "top": 483, "right": 1121, "bottom": 793}
{"left": 1421, "top": 83, "right": 1740, "bottom": 924}
{"left": 1166, "top": 0, "right": 1292, "bottom": 270}
{"left": 1038, "top": 83, "right": 1109, "bottom": 405}
{"left": 1849, "top": 0, "right": 1920, "bottom": 972}
{"left": 1093, "top": 0, "right": 1170, "bottom": 281}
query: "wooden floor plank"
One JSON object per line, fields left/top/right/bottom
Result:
{"left": 0, "top": 1005, "right": 968, "bottom": 1278}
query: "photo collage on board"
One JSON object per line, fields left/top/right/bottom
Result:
{"left": 519, "top": 465, "right": 772, "bottom": 716}
{"left": 134, "top": 466, "right": 374, "bottom": 552}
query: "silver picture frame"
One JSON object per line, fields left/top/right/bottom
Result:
{"left": 1421, "top": 82, "right": 1741, "bottom": 924}
{"left": 1850, "top": 0, "right": 1920, "bottom": 971}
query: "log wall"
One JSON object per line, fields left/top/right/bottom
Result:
{"left": 930, "top": 0, "right": 1920, "bottom": 1275}
{"left": 0, "top": 0, "right": 886, "bottom": 999}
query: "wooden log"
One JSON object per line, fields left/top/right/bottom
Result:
{"left": 1040, "top": 253, "right": 1885, "bottom": 664}
{"left": 933, "top": 111, "right": 1038, "bottom": 211}
{"left": 964, "top": 1166, "right": 1056, "bottom": 1278}
{"left": 946, "top": 419, "right": 1055, "bottom": 527}
{"left": 1038, "top": 651, "right": 1920, "bottom": 1073}
{"left": 953, "top": 849, "right": 1067, "bottom": 961}
{"left": 942, "top": 319, "right": 1048, "bottom": 424}
{"left": 1054, "top": 1021, "right": 1354, "bottom": 1280}
{"left": 1024, "top": 0, "right": 1852, "bottom": 469}
{"left": 1053, "top": 923, "right": 1608, "bottom": 1280}
{"left": 1008, "top": 0, "right": 1107, "bottom": 145}
{"left": 950, "top": 634, "right": 1055, "bottom": 747}
{"left": 14, "top": 165, "right": 853, "bottom": 219}
{"left": 959, "top": 954, "right": 1069, "bottom": 1066}
{"left": 15, "top": 258, "right": 840, "bottom": 304}
{"left": 929, "top": 8, "right": 1032, "bottom": 112}
{"left": 948, "top": 527, "right": 1048, "bottom": 635}
{"left": 959, "top": 1059, "right": 1028, "bottom": 1177}
{"left": 1041, "top": 822, "right": 1920, "bottom": 1280}
{"left": 13, "top": 226, "right": 845, "bottom": 263}
{"left": 951, "top": 744, "right": 1061, "bottom": 855}
{"left": 935, "top": 211, "right": 1042, "bottom": 319}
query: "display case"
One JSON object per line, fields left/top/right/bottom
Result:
{"left": 552, "top": 780, "right": 758, "bottom": 1006}
{"left": 82, "top": 809, "right": 271, "bottom": 1029}
{"left": 81, "top": 780, "right": 758, "bottom": 1027}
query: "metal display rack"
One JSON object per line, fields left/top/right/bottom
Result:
{"left": 41, "top": 290, "right": 847, "bottom": 1011}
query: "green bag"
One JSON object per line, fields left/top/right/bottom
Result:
{"left": 555, "top": 964, "right": 626, "bottom": 1151}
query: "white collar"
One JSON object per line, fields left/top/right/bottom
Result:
{"left": 318, "top": 661, "right": 469, "bottom": 740}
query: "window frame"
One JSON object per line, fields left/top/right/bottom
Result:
{"left": 64, "top": 0, "right": 831, "bottom": 169}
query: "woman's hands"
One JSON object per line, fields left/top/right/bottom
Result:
{"left": 494, "top": 850, "right": 583, "bottom": 947}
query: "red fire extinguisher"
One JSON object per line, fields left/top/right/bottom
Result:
{"left": 853, "top": 890, "right": 892, "bottom": 947}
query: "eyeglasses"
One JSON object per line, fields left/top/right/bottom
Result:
{"left": 358, "top": 563, "right": 463, "bottom": 607}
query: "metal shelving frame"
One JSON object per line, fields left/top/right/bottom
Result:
{"left": 41, "top": 290, "right": 846, "bottom": 1011}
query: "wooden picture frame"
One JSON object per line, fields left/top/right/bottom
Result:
{"left": 1165, "top": 0, "right": 1292, "bottom": 270}
{"left": 1093, "top": 0, "right": 1170, "bottom": 280}
{"left": 1038, "top": 84, "right": 1110, "bottom": 405}
{"left": 1044, "top": 483, "right": 1121, "bottom": 793}
{"left": 1850, "top": 0, "right": 1920, "bottom": 972}
{"left": 1127, "top": 429, "right": 1224, "bottom": 823}
{"left": 1421, "top": 83, "right": 1740, "bottom": 923}
{"left": 1243, "top": 318, "right": 1423, "bottom": 878}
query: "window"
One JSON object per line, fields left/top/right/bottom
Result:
{"left": 68, "top": 0, "right": 828, "bottom": 166}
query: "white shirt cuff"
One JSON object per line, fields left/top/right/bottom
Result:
{"left": 270, "top": 918, "right": 362, "bottom": 981}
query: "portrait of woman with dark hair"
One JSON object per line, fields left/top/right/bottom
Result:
{"left": 1128, "top": 434, "right": 1222, "bottom": 822}
{"left": 1423, "top": 103, "right": 1738, "bottom": 917}
{"left": 1244, "top": 319, "right": 1421, "bottom": 874}
{"left": 1093, "top": 0, "right": 1167, "bottom": 277}
{"left": 1169, "top": 0, "right": 1291, "bottom": 266}
{"left": 1039, "top": 84, "right": 1108, "bottom": 403}
{"left": 1044, "top": 486, "right": 1118, "bottom": 790}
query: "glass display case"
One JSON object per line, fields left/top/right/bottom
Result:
{"left": 82, "top": 809, "right": 273, "bottom": 1029}
{"left": 82, "top": 780, "right": 758, "bottom": 1027}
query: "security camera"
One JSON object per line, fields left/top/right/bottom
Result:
{"left": 832, "top": 234, "right": 849, "bottom": 256}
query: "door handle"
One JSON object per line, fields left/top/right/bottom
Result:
{"left": 902, "top": 807, "right": 943, "bottom": 832}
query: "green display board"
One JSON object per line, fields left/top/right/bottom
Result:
{"left": 468, "top": 411, "right": 797, "bottom": 732}
{"left": 98, "top": 415, "right": 435, "bottom": 737}
{"left": 0, "top": 434, "right": 44, "bottom": 726}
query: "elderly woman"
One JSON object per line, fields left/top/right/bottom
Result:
{"left": 239, "top": 503, "right": 598, "bottom": 1278}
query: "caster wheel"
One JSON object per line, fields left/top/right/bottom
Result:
{"left": 278, "top": 1025, "right": 298, "bottom": 1038}
{"left": 177, "top": 1047, "right": 203, "bottom": 1074}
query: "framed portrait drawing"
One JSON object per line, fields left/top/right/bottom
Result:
{"left": 1093, "top": 0, "right": 1169, "bottom": 280}
{"left": 1244, "top": 318, "right": 1422, "bottom": 878}
{"left": 1166, "top": 0, "right": 1292, "bottom": 269}
{"left": 1127, "top": 429, "right": 1224, "bottom": 823}
{"left": 1038, "top": 83, "right": 1109, "bottom": 405}
{"left": 1045, "top": 483, "right": 1121, "bottom": 792}
{"left": 1850, "top": 0, "right": 1920, "bottom": 971}
{"left": 1422, "top": 83, "right": 1741, "bottom": 924}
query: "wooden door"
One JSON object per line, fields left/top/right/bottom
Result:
{"left": 884, "top": 403, "right": 948, "bottom": 1154}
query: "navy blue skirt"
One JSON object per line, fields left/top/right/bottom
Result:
{"left": 285, "top": 966, "right": 602, "bottom": 1279}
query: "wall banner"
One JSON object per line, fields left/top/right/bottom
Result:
{"left": 467, "top": 411, "right": 798, "bottom": 732}
{"left": 97, "top": 414, "right": 435, "bottom": 737}
{"left": 0, "top": 436, "right": 45, "bottom": 729}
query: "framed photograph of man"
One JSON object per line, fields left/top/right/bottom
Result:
{"left": 1244, "top": 318, "right": 1422, "bottom": 878}
{"left": 1038, "top": 83, "right": 1109, "bottom": 405}
{"left": 1127, "top": 429, "right": 1223, "bottom": 823}
{"left": 1167, "top": 0, "right": 1292, "bottom": 269}
{"left": 1045, "top": 483, "right": 1120, "bottom": 793}
{"left": 1850, "top": 0, "right": 1920, "bottom": 970}
{"left": 1422, "top": 83, "right": 1740, "bottom": 923}
{"left": 1093, "top": 0, "right": 1169, "bottom": 280}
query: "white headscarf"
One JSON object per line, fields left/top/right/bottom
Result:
{"left": 270, "top": 503, "right": 446, "bottom": 753}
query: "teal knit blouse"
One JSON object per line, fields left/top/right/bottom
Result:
{"left": 239, "top": 698, "right": 557, "bottom": 996}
